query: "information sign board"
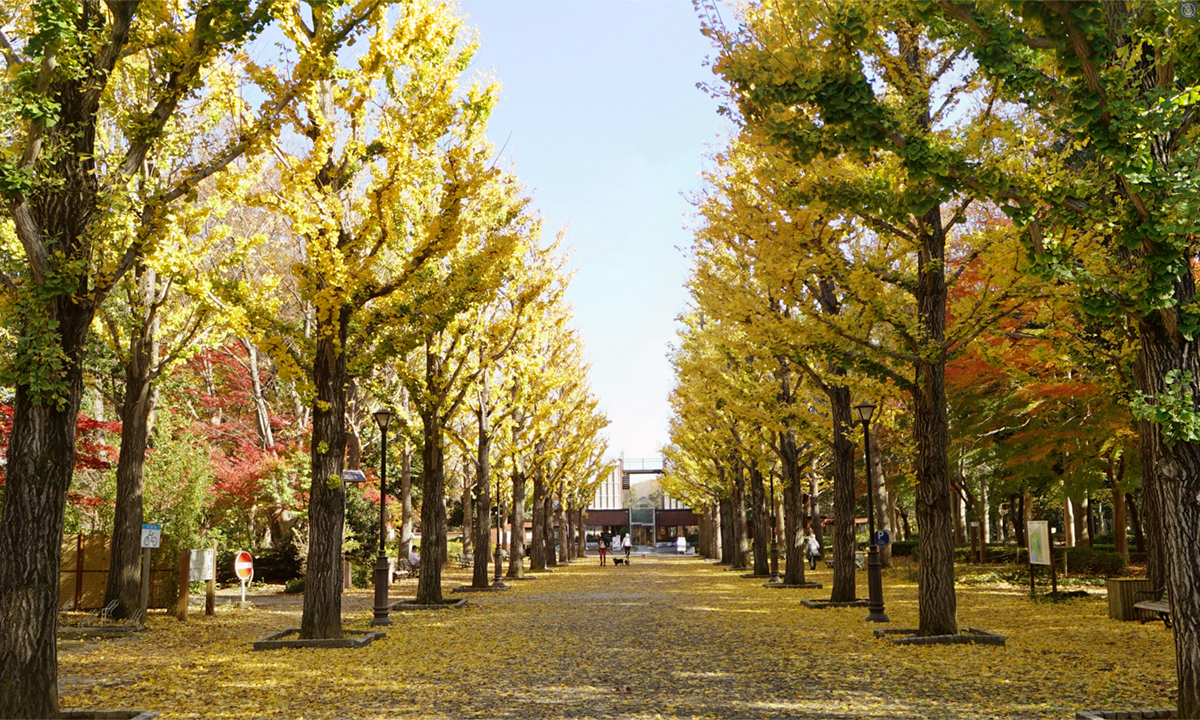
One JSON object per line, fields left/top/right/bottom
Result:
{"left": 188, "top": 548, "right": 215, "bottom": 582}
{"left": 1028, "top": 520, "right": 1051, "bottom": 566}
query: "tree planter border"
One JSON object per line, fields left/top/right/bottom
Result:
{"left": 724, "top": 566, "right": 751, "bottom": 572}
{"left": 801, "top": 598, "right": 868, "bottom": 609}
{"left": 61, "top": 711, "right": 159, "bottom": 719}
{"left": 1075, "top": 709, "right": 1176, "bottom": 719}
{"left": 740, "top": 573, "right": 771, "bottom": 579}
{"left": 451, "top": 585, "right": 511, "bottom": 593}
{"left": 504, "top": 575, "right": 538, "bottom": 581}
{"left": 873, "top": 627, "right": 1006, "bottom": 647}
{"left": 252, "top": 628, "right": 384, "bottom": 651}
{"left": 764, "top": 582, "right": 823, "bottom": 589}
{"left": 389, "top": 598, "right": 468, "bottom": 611}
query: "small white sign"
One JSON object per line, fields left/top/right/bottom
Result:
{"left": 188, "top": 548, "right": 214, "bottom": 582}
{"left": 141, "top": 524, "right": 162, "bottom": 549}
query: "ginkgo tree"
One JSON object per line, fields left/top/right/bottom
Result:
{"left": 241, "top": 0, "right": 506, "bottom": 638}
{"left": 0, "top": 0, "right": 388, "bottom": 713}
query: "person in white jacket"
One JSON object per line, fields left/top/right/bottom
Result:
{"left": 622, "top": 532, "right": 632, "bottom": 563}
{"left": 676, "top": 535, "right": 687, "bottom": 555}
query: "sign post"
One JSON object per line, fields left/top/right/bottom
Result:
{"left": 139, "top": 523, "right": 161, "bottom": 622}
{"left": 206, "top": 544, "right": 217, "bottom": 615}
{"left": 234, "top": 551, "right": 254, "bottom": 609}
{"left": 1027, "top": 520, "right": 1051, "bottom": 596}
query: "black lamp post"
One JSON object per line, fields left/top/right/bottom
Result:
{"left": 767, "top": 471, "right": 782, "bottom": 584}
{"left": 855, "top": 401, "right": 889, "bottom": 623}
{"left": 492, "top": 467, "right": 507, "bottom": 589}
{"left": 372, "top": 408, "right": 394, "bottom": 626}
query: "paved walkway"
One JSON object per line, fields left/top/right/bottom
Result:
{"left": 58, "top": 555, "right": 1176, "bottom": 719}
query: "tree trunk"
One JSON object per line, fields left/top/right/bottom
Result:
{"left": 1127, "top": 492, "right": 1144, "bottom": 553}
{"left": 105, "top": 266, "right": 160, "bottom": 620}
{"left": 558, "top": 485, "right": 570, "bottom": 564}
{"left": 472, "top": 382, "right": 491, "bottom": 589}
{"left": 544, "top": 491, "right": 557, "bottom": 567}
{"left": 242, "top": 339, "right": 274, "bottom": 450}
{"left": 711, "top": 503, "right": 722, "bottom": 561}
{"left": 979, "top": 474, "right": 989, "bottom": 547}
{"left": 462, "top": 466, "right": 473, "bottom": 559}
{"left": 810, "top": 474, "right": 823, "bottom": 549}
{"left": 870, "top": 425, "right": 892, "bottom": 568}
{"left": 730, "top": 464, "right": 749, "bottom": 569}
{"left": 1072, "top": 496, "right": 1088, "bottom": 549}
{"left": 416, "top": 409, "right": 447, "bottom": 604}
{"left": 1065, "top": 496, "right": 1076, "bottom": 548}
{"left": 829, "top": 383, "right": 857, "bottom": 603}
{"left": 399, "top": 442, "right": 413, "bottom": 558}
{"left": 783, "top": 477, "right": 806, "bottom": 585}
{"left": 530, "top": 467, "right": 546, "bottom": 571}
{"left": 912, "top": 202, "right": 957, "bottom": 637}
{"left": 300, "top": 308, "right": 351, "bottom": 640}
{"left": 0, "top": 299, "right": 93, "bottom": 718}
{"left": 719, "top": 496, "right": 734, "bottom": 565}
{"left": 507, "top": 468, "right": 527, "bottom": 578}
{"left": 1135, "top": 323, "right": 1200, "bottom": 716}
{"left": 749, "top": 464, "right": 768, "bottom": 576}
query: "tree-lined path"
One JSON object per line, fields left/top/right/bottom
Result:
{"left": 60, "top": 559, "right": 1172, "bottom": 719}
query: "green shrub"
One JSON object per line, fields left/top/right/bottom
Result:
{"left": 890, "top": 540, "right": 918, "bottom": 557}
{"left": 1065, "top": 547, "right": 1127, "bottom": 576}
{"left": 283, "top": 577, "right": 304, "bottom": 594}
{"left": 351, "top": 563, "right": 372, "bottom": 588}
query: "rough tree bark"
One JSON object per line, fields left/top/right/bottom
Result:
{"left": 829, "top": 383, "right": 857, "bottom": 603}
{"left": 104, "top": 265, "right": 160, "bottom": 620}
{"left": 544, "top": 491, "right": 557, "bottom": 567}
{"left": 749, "top": 464, "right": 769, "bottom": 576}
{"left": 719, "top": 496, "right": 734, "bottom": 565}
{"left": 507, "top": 468, "right": 527, "bottom": 578}
{"left": 730, "top": 464, "right": 750, "bottom": 569}
{"left": 1126, "top": 492, "right": 1144, "bottom": 554}
{"left": 783, "top": 476, "right": 806, "bottom": 585}
{"left": 299, "top": 307, "right": 352, "bottom": 640}
{"left": 529, "top": 467, "right": 546, "bottom": 571}
{"left": 416, "top": 408, "right": 448, "bottom": 604}
{"left": 471, "top": 377, "right": 491, "bottom": 588}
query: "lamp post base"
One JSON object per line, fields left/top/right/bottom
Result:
{"left": 865, "top": 546, "right": 889, "bottom": 623}
{"left": 372, "top": 553, "right": 392, "bottom": 626}
{"left": 492, "top": 551, "right": 508, "bottom": 589}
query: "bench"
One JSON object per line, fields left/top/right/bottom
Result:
{"left": 1133, "top": 586, "right": 1172, "bottom": 628}
{"left": 397, "top": 558, "right": 420, "bottom": 579}
{"left": 457, "top": 553, "right": 473, "bottom": 569}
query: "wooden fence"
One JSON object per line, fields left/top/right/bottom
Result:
{"left": 59, "top": 533, "right": 179, "bottom": 611}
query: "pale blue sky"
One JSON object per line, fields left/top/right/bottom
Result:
{"left": 459, "top": 0, "right": 727, "bottom": 459}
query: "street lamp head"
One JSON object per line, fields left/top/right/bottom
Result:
{"left": 373, "top": 408, "right": 394, "bottom": 432}
{"left": 854, "top": 401, "right": 876, "bottom": 425}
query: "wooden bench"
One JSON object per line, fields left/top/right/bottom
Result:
{"left": 1133, "top": 586, "right": 1172, "bottom": 628}
{"left": 457, "top": 553, "right": 473, "bottom": 569}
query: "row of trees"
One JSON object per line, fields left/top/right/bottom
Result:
{"left": 662, "top": 1, "right": 1198, "bottom": 714}
{"left": 0, "top": 1, "right": 609, "bottom": 717}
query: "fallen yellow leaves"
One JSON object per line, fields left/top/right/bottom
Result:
{"left": 58, "top": 559, "right": 1175, "bottom": 718}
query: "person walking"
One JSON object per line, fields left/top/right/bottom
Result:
{"left": 598, "top": 531, "right": 609, "bottom": 566}
{"left": 622, "top": 532, "right": 632, "bottom": 564}
{"left": 805, "top": 531, "right": 821, "bottom": 570}
{"left": 676, "top": 535, "right": 687, "bottom": 555}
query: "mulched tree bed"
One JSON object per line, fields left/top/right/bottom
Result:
{"left": 764, "top": 582, "right": 823, "bottom": 589}
{"left": 873, "top": 627, "right": 1006, "bottom": 646}
{"left": 252, "top": 629, "right": 385, "bottom": 651}
{"left": 390, "top": 598, "right": 468, "bottom": 610}
{"left": 800, "top": 598, "right": 868, "bottom": 609}
{"left": 1074, "top": 709, "right": 1176, "bottom": 719}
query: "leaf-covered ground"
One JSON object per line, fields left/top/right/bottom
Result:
{"left": 59, "top": 557, "right": 1175, "bottom": 719}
